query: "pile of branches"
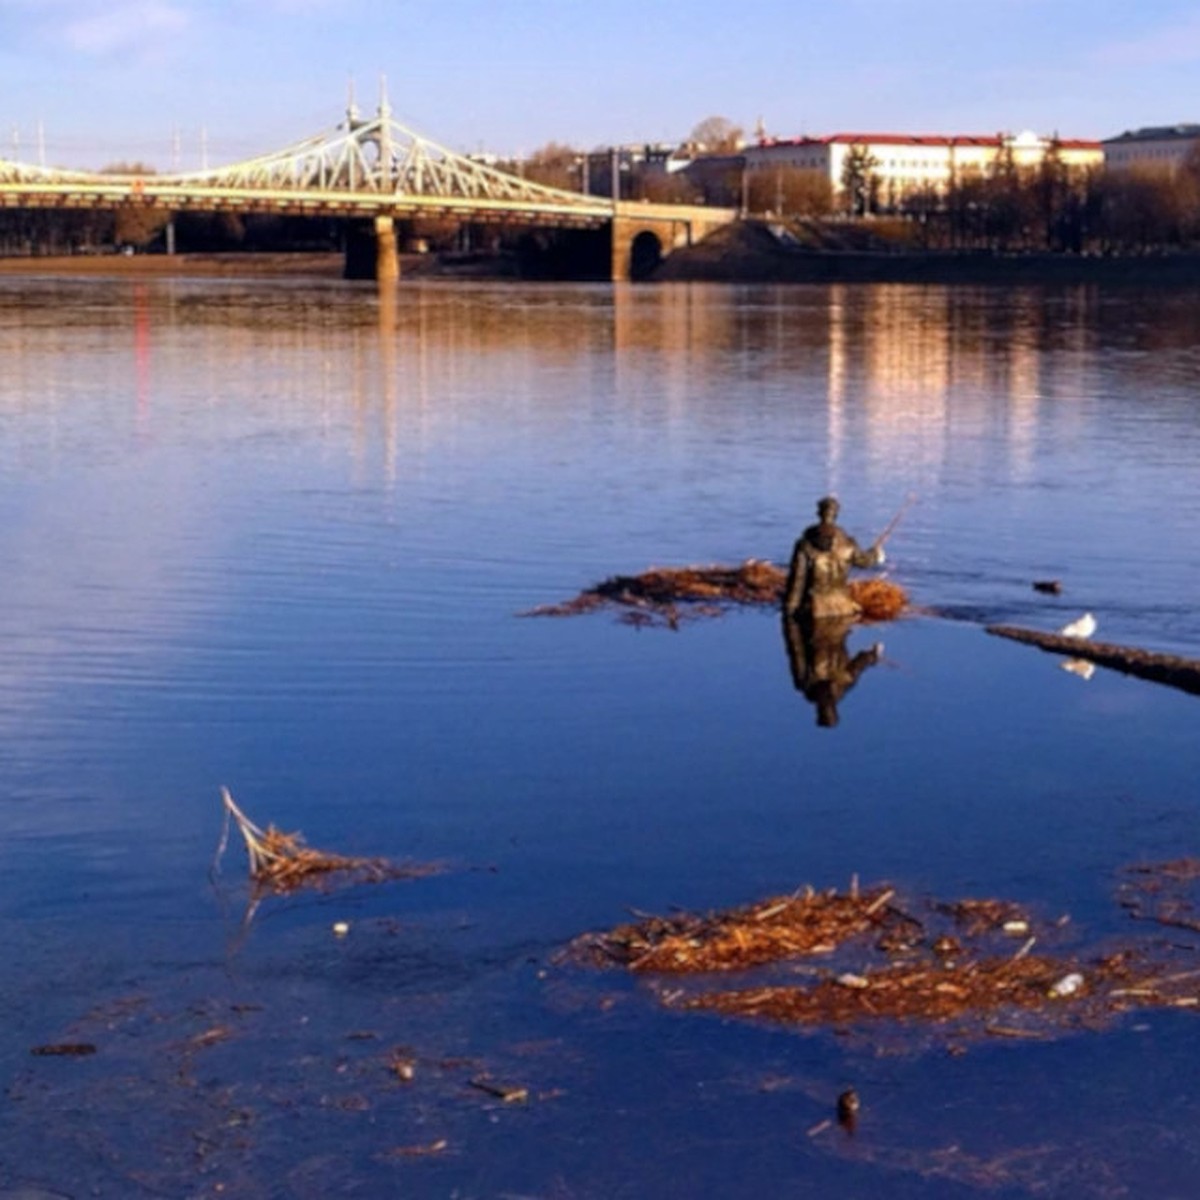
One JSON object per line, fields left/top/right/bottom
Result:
{"left": 573, "top": 885, "right": 895, "bottom": 973}
{"left": 570, "top": 874, "right": 1200, "bottom": 1043}
{"left": 849, "top": 577, "right": 908, "bottom": 622}
{"left": 678, "top": 954, "right": 1112, "bottom": 1026}
{"left": 524, "top": 561, "right": 907, "bottom": 627}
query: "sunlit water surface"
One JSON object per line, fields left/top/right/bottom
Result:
{"left": 0, "top": 275, "right": 1198, "bottom": 1197}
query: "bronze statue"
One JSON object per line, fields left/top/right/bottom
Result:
{"left": 783, "top": 496, "right": 885, "bottom": 621}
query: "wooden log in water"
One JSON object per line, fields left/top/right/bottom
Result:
{"left": 985, "top": 625, "right": 1200, "bottom": 697}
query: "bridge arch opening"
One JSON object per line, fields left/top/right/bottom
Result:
{"left": 630, "top": 230, "right": 663, "bottom": 280}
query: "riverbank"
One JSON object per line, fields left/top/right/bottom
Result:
{"left": 0, "top": 250, "right": 345, "bottom": 277}
{"left": 0, "top": 250, "right": 462, "bottom": 280}
{"left": 655, "top": 221, "right": 1200, "bottom": 285}
{"left": 6, "top": 232, "right": 1200, "bottom": 286}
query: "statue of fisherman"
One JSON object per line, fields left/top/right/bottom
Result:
{"left": 783, "top": 496, "right": 885, "bottom": 621}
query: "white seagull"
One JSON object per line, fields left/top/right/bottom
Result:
{"left": 1058, "top": 612, "right": 1097, "bottom": 639}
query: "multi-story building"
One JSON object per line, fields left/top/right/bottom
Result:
{"left": 744, "top": 131, "right": 1102, "bottom": 210}
{"left": 1102, "top": 125, "right": 1200, "bottom": 174}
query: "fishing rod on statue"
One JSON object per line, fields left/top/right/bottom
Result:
{"left": 872, "top": 492, "right": 918, "bottom": 557}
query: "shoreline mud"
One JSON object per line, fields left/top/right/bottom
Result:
{"left": 6, "top": 237, "right": 1200, "bottom": 286}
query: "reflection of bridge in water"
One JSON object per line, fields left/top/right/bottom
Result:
{"left": 0, "top": 90, "right": 734, "bottom": 282}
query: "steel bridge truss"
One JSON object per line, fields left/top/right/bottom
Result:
{"left": 0, "top": 98, "right": 612, "bottom": 226}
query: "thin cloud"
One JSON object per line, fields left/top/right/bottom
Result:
{"left": 0, "top": 0, "right": 191, "bottom": 59}
{"left": 1091, "top": 12, "right": 1200, "bottom": 67}
{"left": 64, "top": 1, "right": 190, "bottom": 58}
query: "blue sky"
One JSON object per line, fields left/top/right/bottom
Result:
{"left": 1, "top": 0, "right": 1199, "bottom": 170}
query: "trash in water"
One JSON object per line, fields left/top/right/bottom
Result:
{"left": 1049, "top": 972, "right": 1085, "bottom": 998}
{"left": 837, "top": 1087, "right": 860, "bottom": 1130}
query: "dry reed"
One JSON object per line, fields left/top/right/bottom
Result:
{"left": 571, "top": 875, "right": 1200, "bottom": 1039}
{"left": 524, "top": 561, "right": 908, "bottom": 626}
{"left": 215, "top": 787, "right": 405, "bottom": 894}
{"left": 571, "top": 886, "right": 896, "bottom": 973}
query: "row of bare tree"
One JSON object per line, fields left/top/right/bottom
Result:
{"left": 834, "top": 140, "right": 1200, "bottom": 254}
{"left": 4, "top": 133, "right": 1200, "bottom": 258}
{"left": 908, "top": 157, "right": 1200, "bottom": 254}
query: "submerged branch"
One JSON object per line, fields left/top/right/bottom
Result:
{"left": 985, "top": 625, "right": 1200, "bottom": 697}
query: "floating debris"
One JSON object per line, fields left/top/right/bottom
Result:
{"left": 523, "top": 561, "right": 907, "bottom": 627}
{"left": 390, "top": 1050, "right": 417, "bottom": 1082}
{"left": 186, "top": 1026, "right": 233, "bottom": 1049}
{"left": 836, "top": 1087, "right": 860, "bottom": 1129}
{"left": 568, "top": 885, "right": 898, "bottom": 973}
{"left": 836, "top": 973, "right": 871, "bottom": 990}
{"left": 30, "top": 1043, "right": 97, "bottom": 1057}
{"left": 381, "top": 1139, "right": 449, "bottom": 1160}
{"left": 986, "top": 625, "right": 1200, "bottom": 697}
{"left": 1048, "top": 972, "right": 1085, "bottom": 999}
{"left": 571, "top": 877, "right": 1200, "bottom": 1044}
{"left": 847, "top": 577, "right": 908, "bottom": 622}
{"left": 469, "top": 1076, "right": 529, "bottom": 1103}
{"left": 1118, "top": 858, "right": 1200, "bottom": 934}
{"left": 676, "top": 954, "right": 1086, "bottom": 1025}
{"left": 938, "top": 898, "right": 1030, "bottom": 936}
{"left": 213, "top": 787, "right": 436, "bottom": 895}
{"left": 1033, "top": 580, "right": 1063, "bottom": 595}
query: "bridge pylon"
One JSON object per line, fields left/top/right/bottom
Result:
{"left": 0, "top": 86, "right": 737, "bottom": 281}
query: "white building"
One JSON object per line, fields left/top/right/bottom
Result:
{"left": 744, "top": 131, "right": 1102, "bottom": 209}
{"left": 1102, "top": 125, "right": 1200, "bottom": 174}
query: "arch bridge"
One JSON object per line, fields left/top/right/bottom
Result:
{"left": 0, "top": 96, "right": 735, "bottom": 281}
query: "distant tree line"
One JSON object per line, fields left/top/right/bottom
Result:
{"left": 840, "top": 141, "right": 1200, "bottom": 255}
{"left": 921, "top": 151, "right": 1200, "bottom": 254}
{"left": 6, "top": 138, "right": 1200, "bottom": 259}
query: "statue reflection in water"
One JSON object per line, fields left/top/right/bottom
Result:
{"left": 782, "top": 614, "right": 883, "bottom": 728}
{"left": 781, "top": 495, "right": 889, "bottom": 727}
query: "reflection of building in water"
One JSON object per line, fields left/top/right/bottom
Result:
{"left": 612, "top": 282, "right": 746, "bottom": 425}
{"left": 824, "top": 285, "right": 1096, "bottom": 486}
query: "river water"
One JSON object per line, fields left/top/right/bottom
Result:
{"left": 0, "top": 274, "right": 1198, "bottom": 1198}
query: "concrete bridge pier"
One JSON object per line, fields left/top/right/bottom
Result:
{"left": 611, "top": 216, "right": 671, "bottom": 282}
{"left": 610, "top": 210, "right": 733, "bottom": 282}
{"left": 344, "top": 215, "right": 399, "bottom": 281}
